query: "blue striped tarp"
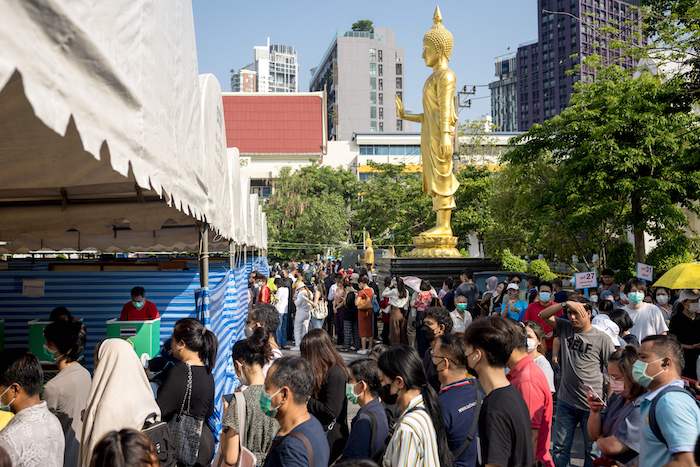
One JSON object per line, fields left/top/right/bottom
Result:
{"left": 0, "top": 256, "right": 268, "bottom": 371}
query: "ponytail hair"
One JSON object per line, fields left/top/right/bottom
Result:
{"left": 232, "top": 326, "right": 272, "bottom": 367}
{"left": 173, "top": 318, "right": 219, "bottom": 373}
{"left": 377, "top": 346, "right": 453, "bottom": 467}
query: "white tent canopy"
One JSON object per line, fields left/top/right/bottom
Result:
{"left": 0, "top": 0, "right": 263, "bottom": 253}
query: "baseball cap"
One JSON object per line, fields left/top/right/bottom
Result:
{"left": 507, "top": 283, "right": 520, "bottom": 292}
{"left": 679, "top": 289, "right": 700, "bottom": 302}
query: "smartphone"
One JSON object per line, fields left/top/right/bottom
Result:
{"left": 584, "top": 384, "right": 606, "bottom": 407}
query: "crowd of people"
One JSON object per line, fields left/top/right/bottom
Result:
{"left": 1, "top": 261, "right": 700, "bottom": 467}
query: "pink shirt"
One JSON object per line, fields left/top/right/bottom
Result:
{"left": 507, "top": 354, "right": 554, "bottom": 467}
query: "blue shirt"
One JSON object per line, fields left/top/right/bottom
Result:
{"left": 263, "top": 416, "right": 330, "bottom": 467}
{"left": 342, "top": 398, "right": 389, "bottom": 460}
{"left": 439, "top": 378, "right": 479, "bottom": 467}
{"left": 639, "top": 380, "right": 700, "bottom": 467}
{"left": 501, "top": 300, "right": 528, "bottom": 321}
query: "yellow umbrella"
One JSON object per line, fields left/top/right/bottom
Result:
{"left": 652, "top": 262, "right": 700, "bottom": 289}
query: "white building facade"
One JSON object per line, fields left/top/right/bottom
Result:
{"left": 231, "top": 38, "right": 298, "bottom": 93}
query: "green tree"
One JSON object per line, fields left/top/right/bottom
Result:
{"left": 452, "top": 166, "right": 495, "bottom": 251}
{"left": 646, "top": 234, "right": 700, "bottom": 274}
{"left": 499, "top": 249, "right": 528, "bottom": 272}
{"left": 264, "top": 165, "right": 359, "bottom": 259}
{"left": 503, "top": 65, "right": 700, "bottom": 262}
{"left": 641, "top": 0, "right": 700, "bottom": 105}
{"left": 352, "top": 163, "right": 432, "bottom": 252}
{"left": 351, "top": 19, "right": 374, "bottom": 33}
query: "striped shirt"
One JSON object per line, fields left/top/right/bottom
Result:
{"left": 383, "top": 395, "right": 440, "bottom": 467}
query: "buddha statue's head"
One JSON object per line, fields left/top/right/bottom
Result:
{"left": 423, "top": 6, "right": 454, "bottom": 67}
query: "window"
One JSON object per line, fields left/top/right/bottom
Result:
{"left": 378, "top": 78, "right": 383, "bottom": 91}
{"left": 378, "top": 64, "right": 383, "bottom": 76}
{"left": 397, "top": 119, "right": 403, "bottom": 131}
{"left": 370, "top": 106, "right": 377, "bottom": 119}
{"left": 370, "top": 120, "right": 377, "bottom": 131}
{"left": 370, "top": 91, "right": 377, "bottom": 104}
{"left": 396, "top": 77, "right": 402, "bottom": 89}
{"left": 369, "top": 48, "right": 377, "bottom": 62}
{"left": 396, "top": 63, "right": 403, "bottom": 75}
{"left": 370, "top": 77, "right": 377, "bottom": 90}
{"left": 375, "top": 145, "right": 390, "bottom": 155}
{"left": 378, "top": 49, "right": 383, "bottom": 62}
{"left": 396, "top": 91, "right": 402, "bottom": 99}
{"left": 378, "top": 107, "right": 384, "bottom": 119}
{"left": 378, "top": 93, "right": 383, "bottom": 105}
{"left": 379, "top": 121, "right": 384, "bottom": 132}
{"left": 370, "top": 63, "right": 377, "bottom": 76}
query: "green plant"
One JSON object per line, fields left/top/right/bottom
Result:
{"left": 499, "top": 249, "right": 528, "bottom": 272}
{"left": 529, "top": 259, "right": 558, "bottom": 281}
{"left": 646, "top": 235, "right": 700, "bottom": 275}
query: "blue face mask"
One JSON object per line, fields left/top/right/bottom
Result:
{"left": 632, "top": 358, "right": 664, "bottom": 388}
{"left": 628, "top": 291, "right": 645, "bottom": 305}
{"left": 345, "top": 382, "right": 361, "bottom": 405}
{"left": 539, "top": 292, "right": 551, "bottom": 303}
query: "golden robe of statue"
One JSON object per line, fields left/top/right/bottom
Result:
{"left": 363, "top": 234, "right": 375, "bottom": 271}
{"left": 396, "top": 6, "right": 459, "bottom": 239}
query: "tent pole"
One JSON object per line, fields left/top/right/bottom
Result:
{"left": 243, "top": 244, "right": 247, "bottom": 268}
{"left": 199, "top": 223, "right": 209, "bottom": 288}
{"left": 228, "top": 240, "right": 234, "bottom": 270}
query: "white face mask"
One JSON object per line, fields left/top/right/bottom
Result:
{"left": 656, "top": 294, "right": 669, "bottom": 305}
{"left": 526, "top": 338, "right": 537, "bottom": 353}
{"left": 589, "top": 295, "right": 598, "bottom": 304}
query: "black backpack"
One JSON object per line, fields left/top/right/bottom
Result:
{"left": 648, "top": 384, "right": 700, "bottom": 447}
{"left": 142, "top": 413, "right": 176, "bottom": 466}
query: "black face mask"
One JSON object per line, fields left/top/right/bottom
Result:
{"left": 379, "top": 383, "right": 398, "bottom": 405}
{"left": 423, "top": 324, "right": 436, "bottom": 342}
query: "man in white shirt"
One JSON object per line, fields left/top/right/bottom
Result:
{"left": 623, "top": 278, "right": 668, "bottom": 341}
{"left": 0, "top": 351, "right": 64, "bottom": 467}
{"left": 450, "top": 294, "right": 473, "bottom": 333}
{"left": 274, "top": 278, "right": 290, "bottom": 348}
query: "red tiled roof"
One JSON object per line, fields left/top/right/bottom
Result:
{"left": 222, "top": 94, "right": 325, "bottom": 154}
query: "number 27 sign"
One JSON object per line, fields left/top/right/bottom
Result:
{"left": 574, "top": 271, "right": 598, "bottom": 289}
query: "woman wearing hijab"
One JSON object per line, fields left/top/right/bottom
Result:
{"left": 80, "top": 339, "right": 161, "bottom": 467}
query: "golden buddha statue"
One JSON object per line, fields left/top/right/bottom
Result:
{"left": 363, "top": 233, "right": 375, "bottom": 271}
{"left": 397, "top": 6, "right": 461, "bottom": 257}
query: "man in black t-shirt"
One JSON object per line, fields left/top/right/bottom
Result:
{"left": 463, "top": 316, "right": 534, "bottom": 467}
{"left": 262, "top": 356, "right": 329, "bottom": 467}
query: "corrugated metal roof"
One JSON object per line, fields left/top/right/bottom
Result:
{"left": 222, "top": 94, "right": 325, "bottom": 155}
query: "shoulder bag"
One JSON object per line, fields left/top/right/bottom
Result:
{"left": 233, "top": 391, "right": 257, "bottom": 467}
{"left": 167, "top": 363, "right": 204, "bottom": 466}
{"left": 142, "top": 412, "right": 176, "bottom": 467}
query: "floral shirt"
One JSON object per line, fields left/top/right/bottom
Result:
{"left": 0, "top": 401, "right": 64, "bottom": 467}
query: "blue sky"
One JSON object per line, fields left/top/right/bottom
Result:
{"left": 193, "top": 0, "right": 538, "bottom": 122}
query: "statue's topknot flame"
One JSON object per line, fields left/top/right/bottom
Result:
{"left": 424, "top": 6, "right": 454, "bottom": 59}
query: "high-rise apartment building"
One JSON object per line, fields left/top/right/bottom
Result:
{"left": 231, "top": 64, "right": 257, "bottom": 92}
{"left": 309, "top": 27, "right": 406, "bottom": 141}
{"left": 489, "top": 56, "right": 518, "bottom": 132}
{"left": 230, "top": 38, "right": 298, "bottom": 93}
{"left": 517, "top": 0, "right": 641, "bottom": 130}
